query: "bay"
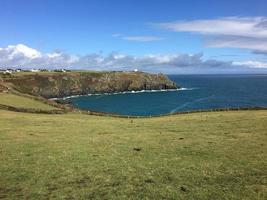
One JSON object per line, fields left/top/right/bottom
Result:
{"left": 67, "top": 74, "right": 267, "bottom": 116}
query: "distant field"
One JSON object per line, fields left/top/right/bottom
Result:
{"left": 0, "top": 70, "right": 108, "bottom": 77}
{"left": 0, "top": 93, "right": 59, "bottom": 111}
{"left": 0, "top": 109, "right": 266, "bottom": 199}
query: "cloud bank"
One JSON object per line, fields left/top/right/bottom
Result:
{"left": 158, "top": 17, "right": 267, "bottom": 52}
{"left": 0, "top": 44, "right": 266, "bottom": 73}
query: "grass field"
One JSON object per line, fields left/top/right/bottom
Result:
{"left": 0, "top": 109, "right": 266, "bottom": 199}
{"left": 0, "top": 93, "right": 59, "bottom": 111}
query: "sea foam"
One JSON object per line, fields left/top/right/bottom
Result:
{"left": 50, "top": 87, "right": 196, "bottom": 100}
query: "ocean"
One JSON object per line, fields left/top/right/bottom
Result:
{"left": 66, "top": 74, "right": 267, "bottom": 116}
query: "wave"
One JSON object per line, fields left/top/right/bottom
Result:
{"left": 50, "top": 87, "right": 196, "bottom": 100}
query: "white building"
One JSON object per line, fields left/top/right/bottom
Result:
{"left": 4, "top": 70, "right": 13, "bottom": 74}
{"left": 134, "top": 69, "right": 138, "bottom": 72}
{"left": 31, "top": 69, "right": 40, "bottom": 72}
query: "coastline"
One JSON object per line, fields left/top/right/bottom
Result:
{"left": 49, "top": 87, "right": 195, "bottom": 100}
{"left": 1, "top": 71, "right": 178, "bottom": 99}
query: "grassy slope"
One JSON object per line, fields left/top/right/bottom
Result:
{"left": 0, "top": 110, "right": 266, "bottom": 199}
{"left": 0, "top": 93, "right": 60, "bottom": 111}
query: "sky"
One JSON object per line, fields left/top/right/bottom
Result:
{"left": 0, "top": 0, "right": 267, "bottom": 73}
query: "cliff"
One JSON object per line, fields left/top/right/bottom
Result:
{"left": 1, "top": 71, "right": 178, "bottom": 98}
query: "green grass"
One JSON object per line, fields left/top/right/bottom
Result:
{"left": 0, "top": 110, "right": 266, "bottom": 199}
{"left": 0, "top": 93, "right": 59, "bottom": 111}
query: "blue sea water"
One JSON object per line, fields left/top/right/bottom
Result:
{"left": 67, "top": 74, "right": 267, "bottom": 116}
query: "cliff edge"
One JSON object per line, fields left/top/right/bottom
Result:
{"left": 1, "top": 71, "right": 178, "bottom": 98}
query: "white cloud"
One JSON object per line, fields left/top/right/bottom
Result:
{"left": 6, "top": 44, "right": 42, "bottom": 59}
{"left": 0, "top": 44, "right": 266, "bottom": 73}
{"left": 252, "top": 50, "right": 267, "bottom": 55}
{"left": 47, "top": 52, "right": 61, "bottom": 58}
{"left": 158, "top": 17, "right": 267, "bottom": 52}
{"left": 122, "top": 36, "right": 164, "bottom": 42}
{"left": 233, "top": 60, "right": 267, "bottom": 68}
{"left": 0, "top": 44, "right": 77, "bottom": 68}
{"left": 158, "top": 17, "right": 267, "bottom": 38}
{"left": 205, "top": 36, "right": 267, "bottom": 51}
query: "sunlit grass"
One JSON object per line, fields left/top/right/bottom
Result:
{"left": 0, "top": 93, "right": 59, "bottom": 111}
{"left": 0, "top": 110, "right": 266, "bottom": 199}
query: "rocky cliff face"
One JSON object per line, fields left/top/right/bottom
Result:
{"left": 3, "top": 71, "right": 178, "bottom": 98}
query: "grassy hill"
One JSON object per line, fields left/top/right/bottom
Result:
{"left": 0, "top": 93, "right": 60, "bottom": 111}
{"left": 0, "top": 107, "right": 266, "bottom": 199}
{"left": 0, "top": 71, "right": 177, "bottom": 98}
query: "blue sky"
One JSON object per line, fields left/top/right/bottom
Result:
{"left": 0, "top": 0, "right": 267, "bottom": 73}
